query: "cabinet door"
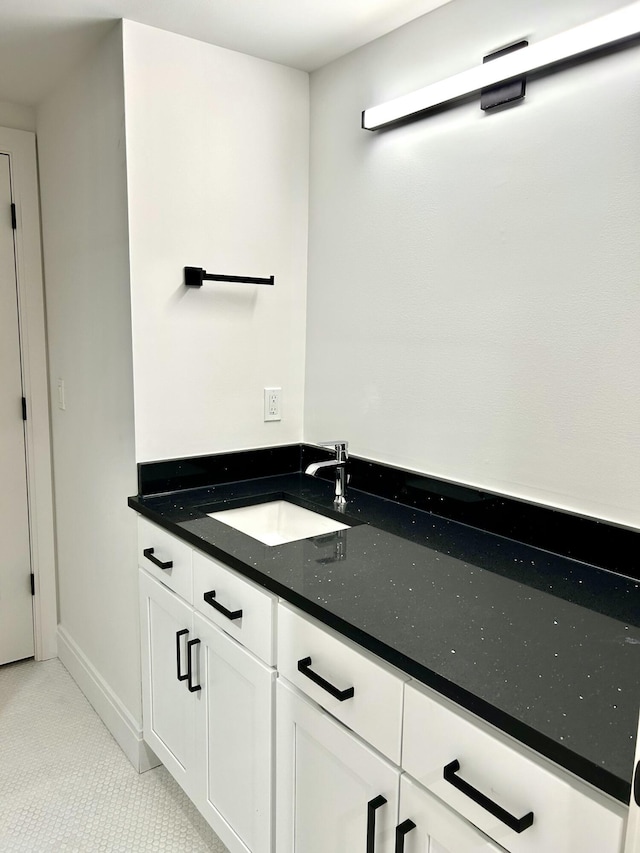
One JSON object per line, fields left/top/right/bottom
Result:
{"left": 625, "top": 712, "right": 640, "bottom": 853}
{"left": 139, "top": 570, "right": 197, "bottom": 797}
{"left": 397, "top": 774, "right": 504, "bottom": 853}
{"left": 194, "top": 612, "right": 275, "bottom": 853}
{"left": 276, "top": 679, "right": 399, "bottom": 853}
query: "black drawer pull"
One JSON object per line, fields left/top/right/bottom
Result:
{"left": 176, "top": 629, "right": 188, "bottom": 682}
{"left": 443, "top": 759, "right": 534, "bottom": 833}
{"left": 634, "top": 760, "right": 640, "bottom": 807}
{"left": 187, "top": 638, "right": 201, "bottom": 692}
{"left": 203, "top": 590, "right": 243, "bottom": 621}
{"left": 297, "top": 656, "right": 355, "bottom": 701}
{"left": 394, "top": 819, "right": 416, "bottom": 853}
{"left": 143, "top": 547, "right": 173, "bottom": 570}
{"left": 366, "top": 795, "right": 387, "bottom": 853}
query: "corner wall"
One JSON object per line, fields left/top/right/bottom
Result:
{"left": 305, "top": 0, "right": 640, "bottom": 527}
{"left": 37, "top": 24, "right": 143, "bottom": 759}
{"left": 0, "top": 102, "right": 35, "bottom": 132}
{"left": 122, "top": 21, "right": 309, "bottom": 463}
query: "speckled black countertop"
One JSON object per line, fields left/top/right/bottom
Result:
{"left": 129, "top": 459, "right": 640, "bottom": 805}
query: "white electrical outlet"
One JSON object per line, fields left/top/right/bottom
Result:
{"left": 264, "top": 387, "right": 281, "bottom": 422}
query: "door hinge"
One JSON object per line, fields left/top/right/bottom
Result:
{"left": 30, "top": 573, "right": 35, "bottom": 596}
{"left": 11, "top": 203, "right": 17, "bottom": 229}
{"left": 21, "top": 396, "right": 27, "bottom": 420}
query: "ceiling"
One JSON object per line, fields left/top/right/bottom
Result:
{"left": 0, "top": 0, "right": 453, "bottom": 107}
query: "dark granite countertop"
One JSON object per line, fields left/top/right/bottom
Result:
{"left": 129, "top": 471, "right": 640, "bottom": 804}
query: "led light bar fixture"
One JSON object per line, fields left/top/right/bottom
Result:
{"left": 362, "top": 1, "right": 640, "bottom": 130}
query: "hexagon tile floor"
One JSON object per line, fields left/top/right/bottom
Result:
{"left": 0, "top": 658, "right": 229, "bottom": 852}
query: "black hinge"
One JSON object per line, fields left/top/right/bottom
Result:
{"left": 30, "top": 573, "right": 35, "bottom": 596}
{"left": 11, "top": 203, "right": 17, "bottom": 229}
{"left": 22, "top": 396, "right": 27, "bottom": 420}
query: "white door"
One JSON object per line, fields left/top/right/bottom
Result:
{"left": 398, "top": 774, "right": 505, "bottom": 853}
{"left": 625, "top": 712, "right": 640, "bottom": 853}
{"left": 276, "top": 678, "right": 400, "bottom": 853}
{"left": 194, "top": 612, "right": 275, "bottom": 853}
{"left": 0, "top": 152, "right": 33, "bottom": 666}
{"left": 139, "top": 570, "right": 197, "bottom": 797}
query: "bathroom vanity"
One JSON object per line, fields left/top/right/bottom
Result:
{"left": 130, "top": 446, "right": 640, "bottom": 853}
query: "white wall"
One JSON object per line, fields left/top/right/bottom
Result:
{"left": 35, "top": 18, "right": 309, "bottom": 770}
{"left": 122, "top": 21, "right": 309, "bottom": 463}
{"left": 0, "top": 102, "right": 35, "bottom": 132}
{"left": 305, "top": 0, "right": 640, "bottom": 528}
{"left": 37, "top": 24, "right": 141, "bottom": 732}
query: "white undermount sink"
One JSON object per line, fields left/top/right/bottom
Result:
{"left": 207, "top": 500, "right": 350, "bottom": 546}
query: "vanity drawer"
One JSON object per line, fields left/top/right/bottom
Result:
{"left": 403, "top": 682, "right": 625, "bottom": 853}
{"left": 193, "top": 550, "right": 276, "bottom": 666}
{"left": 277, "top": 603, "right": 406, "bottom": 763}
{"left": 138, "top": 517, "right": 193, "bottom": 602}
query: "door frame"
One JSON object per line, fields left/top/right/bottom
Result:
{"left": 0, "top": 126, "right": 57, "bottom": 660}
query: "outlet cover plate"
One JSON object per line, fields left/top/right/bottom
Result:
{"left": 264, "top": 387, "right": 281, "bottom": 421}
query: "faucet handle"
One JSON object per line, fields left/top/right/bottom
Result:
{"left": 318, "top": 440, "right": 349, "bottom": 460}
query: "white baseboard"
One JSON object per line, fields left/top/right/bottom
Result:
{"left": 57, "top": 625, "right": 160, "bottom": 773}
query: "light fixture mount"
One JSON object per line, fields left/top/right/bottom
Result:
{"left": 480, "top": 41, "right": 528, "bottom": 111}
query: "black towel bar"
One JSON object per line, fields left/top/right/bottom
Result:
{"left": 184, "top": 267, "right": 274, "bottom": 287}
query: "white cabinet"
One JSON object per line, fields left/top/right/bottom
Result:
{"left": 193, "top": 612, "right": 275, "bottom": 853}
{"left": 193, "top": 550, "right": 276, "bottom": 665}
{"left": 397, "top": 774, "right": 503, "bottom": 853}
{"left": 277, "top": 603, "right": 406, "bottom": 764}
{"left": 275, "top": 675, "right": 500, "bottom": 853}
{"left": 138, "top": 516, "right": 193, "bottom": 601}
{"left": 275, "top": 678, "right": 400, "bottom": 853}
{"left": 624, "top": 713, "right": 640, "bottom": 853}
{"left": 403, "top": 681, "right": 626, "bottom": 853}
{"left": 138, "top": 517, "right": 632, "bottom": 853}
{"left": 139, "top": 570, "right": 199, "bottom": 798}
{"left": 139, "top": 520, "right": 277, "bottom": 853}
{"left": 276, "top": 679, "right": 504, "bottom": 853}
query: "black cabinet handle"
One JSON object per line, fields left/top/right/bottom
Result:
{"left": 176, "top": 629, "right": 188, "bottom": 681}
{"left": 366, "top": 795, "right": 387, "bottom": 853}
{"left": 634, "top": 760, "right": 640, "bottom": 807}
{"left": 394, "top": 819, "right": 416, "bottom": 853}
{"left": 443, "top": 759, "right": 534, "bottom": 833}
{"left": 187, "top": 638, "right": 201, "bottom": 692}
{"left": 203, "top": 590, "right": 242, "bottom": 621}
{"left": 297, "top": 656, "right": 355, "bottom": 701}
{"left": 143, "top": 547, "right": 173, "bottom": 570}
